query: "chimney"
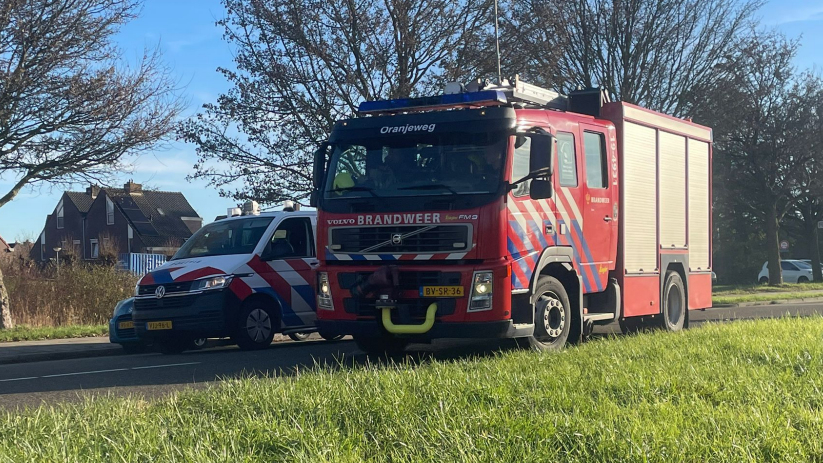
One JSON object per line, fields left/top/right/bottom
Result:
{"left": 86, "top": 185, "right": 100, "bottom": 199}
{"left": 124, "top": 180, "right": 142, "bottom": 194}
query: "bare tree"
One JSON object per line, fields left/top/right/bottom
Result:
{"left": 0, "top": 0, "right": 184, "bottom": 328}
{"left": 504, "top": 0, "right": 763, "bottom": 116}
{"left": 179, "top": 0, "right": 494, "bottom": 206}
{"left": 695, "top": 31, "right": 819, "bottom": 285}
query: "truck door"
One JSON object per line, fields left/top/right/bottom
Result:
{"left": 257, "top": 216, "right": 318, "bottom": 327}
{"left": 579, "top": 124, "right": 616, "bottom": 292}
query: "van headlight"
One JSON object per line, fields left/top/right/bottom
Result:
{"left": 469, "top": 271, "right": 493, "bottom": 311}
{"left": 318, "top": 272, "right": 334, "bottom": 310}
{"left": 192, "top": 275, "right": 232, "bottom": 291}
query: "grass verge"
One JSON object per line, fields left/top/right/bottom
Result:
{"left": 0, "top": 324, "right": 108, "bottom": 343}
{"left": 713, "top": 282, "right": 823, "bottom": 305}
{"left": 3, "top": 318, "right": 823, "bottom": 462}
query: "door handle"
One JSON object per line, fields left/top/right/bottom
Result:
{"left": 603, "top": 216, "right": 613, "bottom": 222}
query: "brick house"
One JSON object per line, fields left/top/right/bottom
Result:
{"left": 33, "top": 182, "right": 202, "bottom": 263}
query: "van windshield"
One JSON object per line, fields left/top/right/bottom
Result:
{"left": 171, "top": 217, "right": 273, "bottom": 259}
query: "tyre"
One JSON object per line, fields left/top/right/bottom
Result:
{"left": 662, "top": 271, "right": 686, "bottom": 332}
{"left": 798, "top": 276, "right": 809, "bottom": 284}
{"left": 353, "top": 335, "right": 409, "bottom": 357}
{"left": 519, "top": 275, "right": 572, "bottom": 351}
{"left": 190, "top": 337, "right": 208, "bottom": 349}
{"left": 759, "top": 277, "right": 769, "bottom": 285}
{"left": 288, "top": 332, "right": 311, "bottom": 342}
{"left": 234, "top": 300, "right": 278, "bottom": 351}
{"left": 321, "top": 333, "right": 345, "bottom": 341}
{"left": 159, "top": 339, "right": 188, "bottom": 355}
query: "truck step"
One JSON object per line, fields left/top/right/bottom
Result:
{"left": 584, "top": 313, "right": 614, "bottom": 323}
{"left": 510, "top": 323, "right": 535, "bottom": 337}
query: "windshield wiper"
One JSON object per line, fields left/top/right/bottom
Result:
{"left": 397, "top": 184, "right": 459, "bottom": 195}
{"left": 329, "top": 185, "right": 379, "bottom": 197}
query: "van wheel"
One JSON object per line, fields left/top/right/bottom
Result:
{"left": 288, "top": 332, "right": 311, "bottom": 342}
{"left": 234, "top": 300, "right": 277, "bottom": 350}
{"left": 759, "top": 277, "right": 769, "bottom": 285}
{"left": 798, "top": 276, "right": 809, "bottom": 284}
{"left": 662, "top": 271, "right": 686, "bottom": 332}
{"left": 353, "top": 335, "right": 409, "bottom": 357}
{"left": 520, "top": 276, "right": 571, "bottom": 351}
{"left": 190, "top": 338, "right": 208, "bottom": 349}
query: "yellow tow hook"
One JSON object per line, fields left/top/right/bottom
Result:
{"left": 381, "top": 303, "right": 437, "bottom": 335}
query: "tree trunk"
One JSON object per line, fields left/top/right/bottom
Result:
{"left": 0, "top": 266, "right": 13, "bottom": 329}
{"left": 812, "top": 225, "right": 823, "bottom": 282}
{"left": 766, "top": 205, "right": 783, "bottom": 285}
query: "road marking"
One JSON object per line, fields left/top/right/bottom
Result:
{"left": 131, "top": 362, "right": 200, "bottom": 370}
{"left": 42, "top": 368, "right": 129, "bottom": 378}
{"left": 0, "top": 376, "right": 37, "bottom": 382}
{"left": 0, "top": 362, "right": 202, "bottom": 383}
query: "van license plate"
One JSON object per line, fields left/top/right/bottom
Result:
{"left": 147, "top": 321, "right": 173, "bottom": 330}
{"left": 118, "top": 321, "right": 134, "bottom": 330}
{"left": 420, "top": 286, "right": 464, "bottom": 297}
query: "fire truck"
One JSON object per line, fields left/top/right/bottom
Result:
{"left": 310, "top": 77, "right": 712, "bottom": 354}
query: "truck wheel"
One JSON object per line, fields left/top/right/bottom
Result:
{"left": 521, "top": 276, "right": 571, "bottom": 351}
{"left": 234, "top": 300, "right": 277, "bottom": 351}
{"left": 353, "top": 335, "right": 409, "bottom": 357}
{"left": 159, "top": 339, "right": 188, "bottom": 355}
{"left": 288, "top": 332, "right": 311, "bottom": 342}
{"left": 662, "top": 271, "right": 686, "bottom": 332}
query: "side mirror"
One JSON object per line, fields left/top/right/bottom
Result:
{"left": 529, "top": 133, "right": 554, "bottom": 176}
{"left": 313, "top": 144, "right": 329, "bottom": 190}
{"left": 309, "top": 190, "right": 319, "bottom": 208}
{"left": 530, "top": 179, "right": 553, "bottom": 199}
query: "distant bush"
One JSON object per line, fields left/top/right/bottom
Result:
{"left": 0, "top": 258, "right": 137, "bottom": 327}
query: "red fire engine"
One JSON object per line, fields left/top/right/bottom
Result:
{"left": 310, "top": 77, "right": 712, "bottom": 354}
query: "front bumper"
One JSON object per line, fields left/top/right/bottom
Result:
{"left": 316, "top": 319, "right": 518, "bottom": 341}
{"left": 133, "top": 289, "right": 238, "bottom": 339}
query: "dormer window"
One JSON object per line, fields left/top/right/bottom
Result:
{"left": 106, "top": 197, "right": 114, "bottom": 225}
{"left": 57, "top": 200, "right": 64, "bottom": 229}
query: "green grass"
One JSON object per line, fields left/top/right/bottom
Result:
{"left": 713, "top": 291, "right": 823, "bottom": 305}
{"left": 714, "top": 282, "right": 823, "bottom": 294}
{"left": 2, "top": 318, "right": 823, "bottom": 462}
{"left": 0, "top": 324, "right": 108, "bottom": 343}
{"left": 712, "top": 282, "right": 823, "bottom": 305}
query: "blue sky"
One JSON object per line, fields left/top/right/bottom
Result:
{"left": 0, "top": 0, "right": 821, "bottom": 242}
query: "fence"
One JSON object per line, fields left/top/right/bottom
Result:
{"left": 119, "top": 253, "right": 167, "bottom": 275}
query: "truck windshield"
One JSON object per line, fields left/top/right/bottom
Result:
{"left": 325, "top": 132, "right": 506, "bottom": 198}
{"left": 171, "top": 217, "right": 274, "bottom": 260}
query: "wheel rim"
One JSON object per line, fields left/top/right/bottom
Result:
{"left": 192, "top": 338, "right": 207, "bottom": 348}
{"left": 245, "top": 308, "right": 272, "bottom": 342}
{"left": 535, "top": 291, "right": 565, "bottom": 343}
{"left": 667, "top": 284, "right": 683, "bottom": 326}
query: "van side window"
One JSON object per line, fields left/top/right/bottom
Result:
{"left": 584, "top": 131, "right": 608, "bottom": 189}
{"left": 556, "top": 132, "right": 577, "bottom": 187}
{"left": 269, "top": 218, "right": 314, "bottom": 259}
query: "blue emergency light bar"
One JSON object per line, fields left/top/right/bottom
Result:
{"left": 358, "top": 90, "right": 508, "bottom": 114}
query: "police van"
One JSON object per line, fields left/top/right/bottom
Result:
{"left": 133, "top": 203, "right": 334, "bottom": 354}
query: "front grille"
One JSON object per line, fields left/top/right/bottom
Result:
{"left": 134, "top": 294, "right": 199, "bottom": 311}
{"left": 343, "top": 298, "right": 456, "bottom": 318}
{"left": 114, "top": 314, "right": 136, "bottom": 340}
{"left": 331, "top": 225, "right": 469, "bottom": 254}
{"left": 338, "top": 271, "right": 461, "bottom": 291}
{"left": 138, "top": 281, "right": 193, "bottom": 296}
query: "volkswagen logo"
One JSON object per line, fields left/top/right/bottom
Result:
{"left": 391, "top": 233, "right": 403, "bottom": 245}
{"left": 155, "top": 286, "right": 166, "bottom": 299}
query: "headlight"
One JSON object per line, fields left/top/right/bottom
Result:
{"left": 317, "top": 272, "right": 334, "bottom": 310}
{"left": 192, "top": 275, "right": 232, "bottom": 291}
{"left": 469, "top": 271, "right": 493, "bottom": 312}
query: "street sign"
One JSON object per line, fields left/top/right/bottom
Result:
{"left": 780, "top": 240, "right": 790, "bottom": 251}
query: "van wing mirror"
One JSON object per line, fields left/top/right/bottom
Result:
{"left": 529, "top": 133, "right": 554, "bottom": 177}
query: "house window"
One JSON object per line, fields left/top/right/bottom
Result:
{"left": 90, "top": 239, "right": 99, "bottom": 258}
{"left": 106, "top": 197, "right": 114, "bottom": 225}
{"left": 57, "top": 200, "right": 64, "bottom": 229}
{"left": 40, "top": 230, "right": 46, "bottom": 261}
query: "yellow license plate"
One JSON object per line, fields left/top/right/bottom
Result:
{"left": 118, "top": 321, "right": 134, "bottom": 330}
{"left": 420, "top": 286, "right": 464, "bottom": 297}
{"left": 147, "top": 321, "right": 173, "bottom": 330}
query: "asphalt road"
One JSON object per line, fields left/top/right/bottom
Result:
{"left": 1, "top": 302, "right": 822, "bottom": 411}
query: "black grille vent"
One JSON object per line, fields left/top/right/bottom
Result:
{"left": 138, "top": 281, "right": 193, "bottom": 296}
{"left": 343, "top": 298, "right": 456, "bottom": 318}
{"left": 134, "top": 294, "right": 199, "bottom": 311}
{"left": 331, "top": 225, "right": 469, "bottom": 254}
{"left": 338, "top": 271, "right": 461, "bottom": 291}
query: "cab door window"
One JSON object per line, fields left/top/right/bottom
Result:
{"left": 556, "top": 132, "right": 578, "bottom": 187}
{"left": 268, "top": 218, "right": 314, "bottom": 259}
{"left": 583, "top": 131, "right": 608, "bottom": 189}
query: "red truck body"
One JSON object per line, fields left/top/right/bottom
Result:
{"left": 312, "top": 82, "right": 712, "bottom": 350}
